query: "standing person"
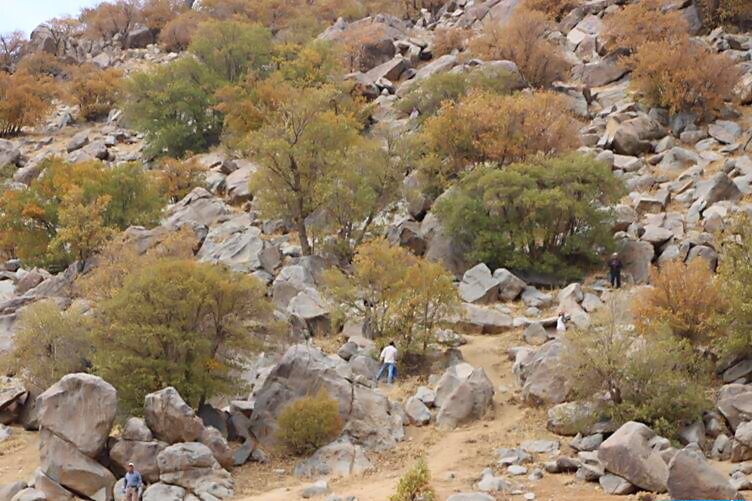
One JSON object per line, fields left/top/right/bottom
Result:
{"left": 122, "top": 463, "right": 143, "bottom": 501}
{"left": 608, "top": 253, "right": 623, "bottom": 289}
{"left": 376, "top": 341, "right": 398, "bottom": 384}
{"left": 556, "top": 312, "right": 567, "bottom": 334}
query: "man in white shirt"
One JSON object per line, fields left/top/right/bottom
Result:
{"left": 376, "top": 341, "right": 398, "bottom": 384}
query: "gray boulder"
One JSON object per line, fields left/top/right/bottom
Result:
{"left": 493, "top": 268, "right": 526, "bottom": 301}
{"left": 667, "top": 448, "right": 740, "bottom": 500}
{"left": 197, "top": 217, "right": 279, "bottom": 273}
{"left": 717, "top": 384, "right": 752, "bottom": 432}
{"left": 10, "top": 489, "right": 46, "bottom": 501}
{"left": 109, "top": 439, "right": 165, "bottom": 483}
{"left": 144, "top": 387, "right": 206, "bottom": 444}
{"left": 37, "top": 373, "right": 117, "bottom": 458}
{"left": 293, "top": 438, "right": 372, "bottom": 478}
{"left": 39, "top": 429, "right": 116, "bottom": 501}
{"left": 617, "top": 240, "right": 654, "bottom": 284}
{"left": 435, "top": 365, "right": 494, "bottom": 430}
{"left": 598, "top": 421, "right": 668, "bottom": 492}
{"left": 141, "top": 483, "right": 186, "bottom": 501}
{"left": 157, "top": 442, "right": 234, "bottom": 500}
{"left": 520, "top": 341, "right": 570, "bottom": 406}
{"left": 0, "top": 482, "right": 27, "bottom": 501}
{"left": 404, "top": 397, "right": 431, "bottom": 426}
{"left": 249, "top": 345, "right": 403, "bottom": 450}
{"left": 32, "top": 469, "right": 74, "bottom": 501}
{"left": 458, "top": 264, "right": 500, "bottom": 304}
{"left": 125, "top": 26, "right": 154, "bottom": 49}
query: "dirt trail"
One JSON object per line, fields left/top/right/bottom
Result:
{"left": 235, "top": 333, "right": 618, "bottom": 501}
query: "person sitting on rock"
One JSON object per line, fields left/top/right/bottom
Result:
{"left": 376, "top": 341, "right": 398, "bottom": 385}
{"left": 123, "top": 462, "right": 143, "bottom": 501}
{"left": 608, "top": 253, "right": 623, "bottom": 289}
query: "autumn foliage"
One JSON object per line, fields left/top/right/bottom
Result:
{"left": 629, "top": 38, "right": 740, "bottom": 116}
{"left": 524, "top": 0, "right": 581, "bottom": 20}
{"left": 469, "top": 8, "right": 569, "bottom": 88}
{"left": 159, "top": 10, "right": 205, "bottom": 51}
{"left": 604, "top": 0, "right": 688, "bottom": 53}
{"left": 0, "top": 71, "right": 56, "bottom": 136}
{"left": 418, "top": 90, "right": 579, "bottom": 186}
{"left": 632, "top": 259, "right": 724, "bottom": 346}
{"left": 69, "top": 64, "right": 123, "bottom": 120}
{"left": 696, "top": 0, "right": 752, "bottom": 29}
{"left": 431, "top": 26, "right": 470, "bottom": 56}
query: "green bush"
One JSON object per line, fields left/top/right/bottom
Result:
{"left": 396, "top": 67, "right": 516, "bottom": 120}
{"left": 275, "top": 389, "right": 343, "bottom": 456}
{"left": 563, "top": 301, "right": 711, "bottom": 440}
{"left": 390, "top": 458, "right": 436, "bottom": 501}
{"left": 124, "top": 57, "right": 223, "bottom": 158}
{"left": 435, "top": 153, "right": 623, "bottom": 280}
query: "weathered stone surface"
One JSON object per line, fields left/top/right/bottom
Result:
{"left": 249, "top": 345, "right": 403, "bottom": 450}
{"left": 718, "top": 384, "right": 752, "bottom": 432}
{"left": 32, "top": 468, "right": 74, "bottom": 501}
{"left": 199, "top": 426, "right": 233, "bottom": 470}
{"left": 458, "top": 264, "right": 500, "bottom": 304}
{"left": 157, "top": 442, "right": 234, "bottom": 500}
{"left": 37, "top": 373, "right": 117, "bottom": 458}
{"left": 224, "top": 161, "right": 256, "bottom": 204}
{"left": 435, "top": 364, "right": 494, "bottom": 430}
{"left": 617, "top": 240, "right": 654, "bottom": 284}
{"left": 404, "top": 397, "right": 432, "bottom": 426}
{"left": 696, "top": 172, "right": 742, "bottom": 205}
{"left": 598, "top": 422, "right": 668, "bottom": 492}
{"left": 293, "top": 438, "right": 372, "bottom": 478}
{"left": 39, "top": 429, "right": 116, "bottom": 501}
{"left": 144, "top": 387, "right": 206, "bottom": 445}
{"left": 163, "top": 188, "right": 231, "bottom": 230}
{"left": 547, "top": 401, "right": 598, "bottom": 436}
{"left": 667, "top": 448, "right": 740, "bottom": 500}
{"left": 125, "top": 26, "right": 154, "bottom": 49}
{"left": 109, "top": 439, "right": 166, "bottom": 483}
{"left": 493, "top": 268, "right": 526, "bottom": 301}
{"left": 519, "top": 341, "right": 570, "bottom": 406}
{"left": 0, "top": 481, "right": 27, "bottom": 501}
{"left": 10, "top": 489, "right": 46, "bottom": 501}
{"left": 142, "top": 483, "right": 186, "bottom": 501}
{"left": 122, "top": 417, "right": 153, "bottom": 442}
{"left": 450, "top": 304, "right": 513, "bottom": 334}
{"left": 599, "top": 473, "right": 636, "bottom": 495}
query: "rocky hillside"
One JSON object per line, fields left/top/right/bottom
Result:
{"left": 2, "top": 0, "right": 752, "bottom": 500}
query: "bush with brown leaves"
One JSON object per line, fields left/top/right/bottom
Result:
{"left": 630, "top": 38, "right": 740, "bottom": 116}
{"left": 524, "top": 0, "right": 580, "bottom": 21}
{"left": 469, "top": 8, "right": 569, "bottom": 88}
{"left": 69, "top": 64, "right": 123, "bottom": 120}
{"left": 604, "top": 0, "right": 688, "bottom": 53}
{"left": 432, "top": 26, "right": 470, "bottom": 56}
{"left": 159, "top": 10, "right": 205, "bottom": 51}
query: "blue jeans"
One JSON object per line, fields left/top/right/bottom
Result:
{"left": 376, "top": 363, "right": 396, "bottom": 384}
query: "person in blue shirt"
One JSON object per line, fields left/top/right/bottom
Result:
{"left": 123, "top": 462, "right": 143, "bottom": 501}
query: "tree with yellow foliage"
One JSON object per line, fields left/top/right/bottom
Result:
{"left": 0, "top": 70, "right": 56, "bottom": 136}
{"left": 69, "top": 64, "right": 123, "bottom": 120}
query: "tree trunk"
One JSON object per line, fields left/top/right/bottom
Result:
{"left": 297, "top": 216, "right": 312, "bottom": 256}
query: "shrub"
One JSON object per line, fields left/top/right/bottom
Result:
{"left": 92, "top": 259, "right": 273, "bottom": 415}
{"left": 432, "top": 26, "right": 470, "bottom": 56}
{"left": 0, "top": 70, "right": 56, "bottom": 136}
{"left": 469, "top": 8, "right": 569, "bottom": 88}
{"left": 275, "top": 389, "right": 342, "bottom": 455}
{"left": 15, "top": 52, "right": 72, "bottom": 79}
{"left": 390, "top": 458, "right": 436, "bottom": 501}
{"left": 0, "top": 31, "right": 27, "bottom": 71}
{"left": 418, "top": 90, "right": 579, "bottom": 189}
{"left": 396, "top": 66, "right": 515, "bottom": 119}
{"left": 141, "top": 0, "right": 185, "bottom": 31}
{"left": 696, "top": 0, "right": 752, "bottom": 29}
{"left": 604, "top": 0, "right": 688, "bottom": 53}
{"left": 563, "top": 301, "right": 712, "bottom": 440}
{"left": 69, "top": 64, "right": 123, "bottom": 120}
{"left": 0, "top": 159, "right": 163, "bottom": 268}
{"left": 715, "top": 215, "right": 752, "bottom": 359}
{"left": 524, "top": 0, "right": 580, "bottom": 20}
{"left": 630, "top": 38, "right": 740, "bottom": 117}
{"left": 159, "top": 10, "right": 205, "bottom": 51}
{"left": 189, "top": 20, "right": 274, "bottom": 82}
{"left": 436, "top": 153, "right": 622, "bottom": 279}
{"left": 0, "top": 300, "right": 92, "bottom": 391}
{"left": 124, "top": 57, "right": 223, "bottom": 157}
{"left": 157, "top": 157, "right": 207, "bottom": 201}
{"left": 50, "top": 187, "right": 114, "bottom": 263}
{"left": 632, "top": 259, "right": 723, "bottom": 346}
{"left": 324, "top": 239, "right": 459, "bottom": 351}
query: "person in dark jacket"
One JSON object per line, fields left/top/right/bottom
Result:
{"left": 608, "top": 253, "right": 623, "bottom": 289}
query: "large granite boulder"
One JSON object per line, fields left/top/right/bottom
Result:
{"left": 39, "top": 429, "right": 116, "bottom": 501}
{"left": 598, "top": 421, "right": 668, "bottom": 492}
{"left": 197, "top": 215, "right": 279, "bottom": 273}
{"left": 436, "top": 365, "right": 494, "bottom": 430}
{"left": 163, "top": 188, "right": 231, "bottom": 230}
{"left": 109, "top": 439, "right": 166, "bottom": 483}
{"left": 717, "top": 384, "right": 752, "bottom": 432}
{"left": 293, "top": 438, "right": 372, "bottom": 478}
{"left": 157, "top": 442, "right": 234, "bottom": 500}
{"left": 667, "top": 448, "right": 740, "bottom": 500}
{"left": 249, "top": 345, "right": 403, "bottom": 450}
{"left": 37, "top": 374, "right": 117, "bottom": 458}
{"left": 458, "top": 264, "right": 500, "bottom": 304}
{"left": 518, "top": 341, "right": 570, "bottom": 406}
{"left": 144, "top": 387, "right": 206, "bottom": 445}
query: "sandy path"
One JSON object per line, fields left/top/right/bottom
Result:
{"left": 235, "top": 333, "right": 620, "bottom": 501}
{"left": 0, "top": 429, "right": 38, "bottom": 486}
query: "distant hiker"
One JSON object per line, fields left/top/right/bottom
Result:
{"left": 376, "top": 341, "right": 398, "bottom": 384}
{"left": 410, "top": 107, "right": 420, "bottom": 119}
{"left": 123, "top": 463, "right": 143, "bottom": 501}
{"left": 608, "top": 253, "right": 623, "bottom": 289}
{"left": 556, "top": 312, "right": 567, "bottom": 334}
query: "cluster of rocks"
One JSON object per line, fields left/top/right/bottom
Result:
{"left": 403, "top": 362, "right": 494, "bottom": 430}
{"left": 0, "top": 375, "right": 237, "bottom": 501}
{"left": 540, "top": 421, "right": 745, "bottom": 499}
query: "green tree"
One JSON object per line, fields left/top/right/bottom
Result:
{"left": 324, "top": 239, "right": 459, "bottom": 353}
{"left": 436, "top": 153, "right": 623, "bottom": 279}
{"left": 0, "top": 159, "right": 163, "bottom": 269}
{"left": 124, "top": 57, "right": 223, "bottom": 157}
{"left": 563, "top": 300, "right": 711, "bottom": 440}
{"left": 189, "top": 20, "right": 274, "bottom": 82}
{"left": 92, "top": 260, "right": 274, "bottom": 414}
{"left": 0, "top": 300, "right": 92, "bottom": 392}
{"left": 715, "top": 214, "right": 752, "bottom": 359}
{"left": 248, "top": 83, "right": 362, "bottom": 256}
